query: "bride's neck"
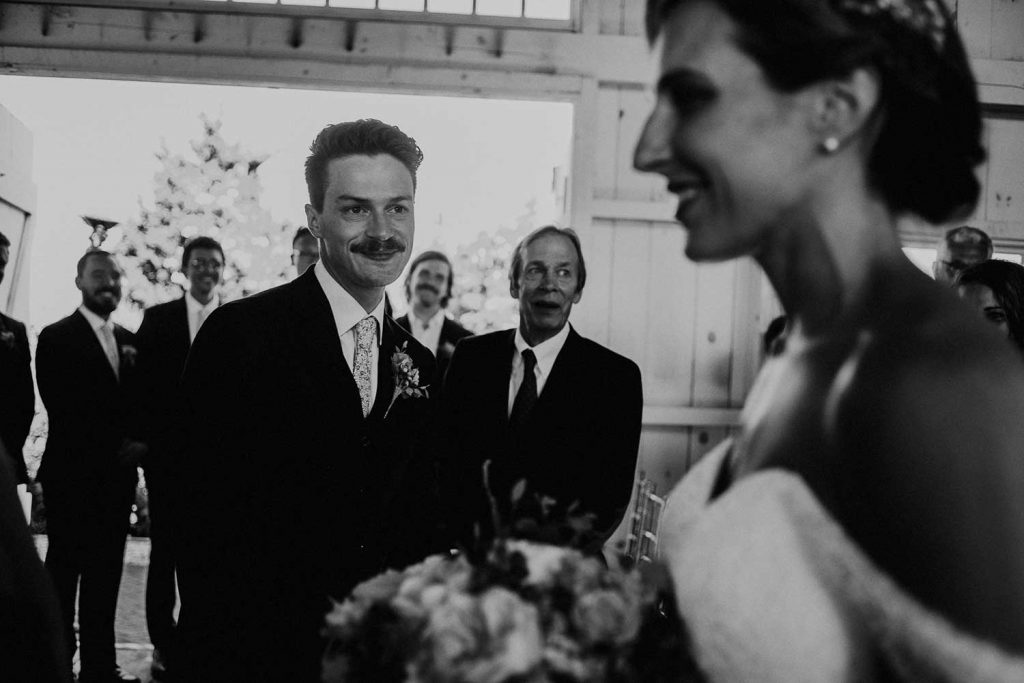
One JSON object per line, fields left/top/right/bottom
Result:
{"left": 756, "top": 191, "right": 902, "bottom": 338}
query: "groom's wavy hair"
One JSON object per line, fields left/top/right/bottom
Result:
{"left": 644, "top": 0, "right": 984, "bottom": 225}
{"left": 305, "top": 119, "right": 424, "bottom": 213}
{"left": 509, "top": 225, "right": 587, "bottom": 295}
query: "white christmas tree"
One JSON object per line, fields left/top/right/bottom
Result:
{"left": 114, "top": 114, "right": 292, "bottom": 308}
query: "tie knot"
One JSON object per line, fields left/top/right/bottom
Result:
{"left": 521, "top": 348, "right": 537, "bottom": 371}
{"left": 356, "top": 316, "right": 377, "bottom": 341}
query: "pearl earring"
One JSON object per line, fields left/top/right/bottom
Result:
{"left": 821, "top": 137, "right": 840, "bottom": 154}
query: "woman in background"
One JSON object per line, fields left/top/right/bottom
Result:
{"left": 957, "top": 259, "right": 1024, "bottom": 353}
{"left": 634, "top": 0, "right": 1024, "bottom": 679}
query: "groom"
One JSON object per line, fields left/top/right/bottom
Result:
{"left": 174, "top": 119, "right": 440, "bottom": 682}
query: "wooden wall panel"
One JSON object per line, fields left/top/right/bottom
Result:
{"left": 984, "top": 117, "right": 1024, "bottom": 224}
{"left": 613, "top": 88, "right": 660, "bottom": 201}
{"left": 638, "top": 425, "right": 691, "bottom": 496}
{"left": 691, "top": 261, "right": 737, "bottom": 408}
{"left": 599, "top": 0, "right": 625, "bottom": 36}
{"left": 643, "top": 223, "right": 697, "bottom": 406}
{"left": 574, "top": 218, "right": 615, "bottom": 346}
{"left": 958, "top": 0, "right": 993, "bottom": 59}
{"left": 621, "top": 0, "right": 647, "bottom": 38}
{"left": 592, "top": 86, "right": 621, "bottom": 200}
{"left": 608, "top": 220, "right": 652, "bottom": 363}
{"left": 991, "top": 0, "right": 1024, "bottom": 60}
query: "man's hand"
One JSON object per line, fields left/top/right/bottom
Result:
{"left": 118, "top": 439, "right": 149, "bottom": 467}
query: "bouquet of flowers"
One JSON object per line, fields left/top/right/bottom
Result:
{"left": 321, "top": 540, "right": 702, "bottom": 682}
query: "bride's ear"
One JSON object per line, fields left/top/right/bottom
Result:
{"left": 809, "top": 67, "right": 881, "bottom": 154}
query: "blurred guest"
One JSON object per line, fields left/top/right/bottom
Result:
{"left": 933, "top": 225, "right": 992, "bottom": 285}
{"left": 0, "top": 436, "right": 72, "bottom": 683}
{"left": 957, "top": 259, "right": 1024, "bottom": 353}
{"left": 133, "top": 236, "right": 224, "bottom": 681}
{"left": 0, "top": 232, "right": 34, "bottom": 486}
{"left": 36, "top": 249, "right": 145, "bottom": 683}
{"left": 291, "top": 227, "right": 319, "bottom": 277}
{"left": 396, "top": 250, "right": 472, "bottom": 387}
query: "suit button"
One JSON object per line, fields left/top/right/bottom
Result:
{"left": 360, "top": 436, "right": 371, "bottom": 448}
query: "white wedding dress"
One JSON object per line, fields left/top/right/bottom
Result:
{"left": 658, "top": 440, "right": 1024, "bottom": 683}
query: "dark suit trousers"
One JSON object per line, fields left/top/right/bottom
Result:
{"left": 145, "top": 470, "right": 177, "bottom": 657}
{"left": 44, "top": 481, "right": 134, "bottom": 674}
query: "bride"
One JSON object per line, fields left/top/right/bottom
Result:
{"left": 633, "top": 0, "right": 1024, "bottom": 679}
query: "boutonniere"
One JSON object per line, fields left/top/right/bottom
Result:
{"left": 384, "top": 342, "right": 429, "bottom": 419}
{"left": 0, "top": 330, "right": 14, "bottom": 350}
{"left": 120, "top": 344, "right": 138, "bottom": 367}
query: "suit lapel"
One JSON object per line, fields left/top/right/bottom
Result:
{"left": 175, "top": 297, "right": 191, "bottom": 349}
{"left": 290, "top": 270, "right": 363, "bottom": 419}
{"left": 497, "top": 330, "right": 517, "bottom": 427}
{"left": 73, "top": 310, "right": 119, "bottom": 385}
{"left": 367, "top": 318, "right": 397, "bottom": 422}
{"left": 534, "top": 327, "right": 581, "bottom": 412}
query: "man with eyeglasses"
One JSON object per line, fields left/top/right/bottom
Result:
{"left": 933, "top": 225, "right": 992, "bottom": 285}
{"left": 132, "top": 235, "right": 224, "bottom": 682}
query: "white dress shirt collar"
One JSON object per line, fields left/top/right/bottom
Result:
{"left": 314, "top": 260, "right": 385, "bottom": 345}
{"left": 508, "top": 323, "right": 572, "bottom": 415}
{"left": 514, "top": 322, "right": 572, "bottom": 380}
{"left": 185, "top": 291, "right": 220, "bottom": 343}
{"left": 78, "top": 304, "right": 111, "bottom": 332}
{"left": 410, "top": 308, "right": 446, "bottom": 355}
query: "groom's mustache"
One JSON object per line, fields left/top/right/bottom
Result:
{"left": 350, "top": 237, "right": 406, "bottom": 257}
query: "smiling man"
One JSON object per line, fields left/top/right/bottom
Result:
{"left": 36, "top": 249, "right": 145, "bottom": 683}
{"left": 396, "top": 250, "right": 473, "bottom": 386}
{"left": 173, "top": 120, "right": 441, "bottom": 682}
{"left": 130, "top": 235, "right": 223, "bottom": 682}
{"left": 441, "top": 226, "right": 643, "bottom": 553}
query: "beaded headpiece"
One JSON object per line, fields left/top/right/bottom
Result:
{"left": 834, "top": 0, "right": 949, "bottom": 51}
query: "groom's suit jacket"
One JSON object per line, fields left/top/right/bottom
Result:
{"left": 174, "top": 268, "right": 440, "bottom": 682}
{"left": 441, "top": 327, "right": 643, "bottom": 550}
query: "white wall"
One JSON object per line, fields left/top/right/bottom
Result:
{"left": 0, "top": 104, "right": 36, "bottom": 323}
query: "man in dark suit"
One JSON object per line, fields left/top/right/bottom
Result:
{"left": 36, "top": 249, "right": 145, "bottom": 683}
{"left": 396, "top": 250, "right": 473, "bottom": 388}
{"left": 132, "top": 235, "right": 223, "bottom": 681}
{"left": 174, "top": 119, "right": 441, "bottom": 682}
{"left": 0, "top": 232, "right": 35, "bottom": 486}
{"left": 442, "top": 226, "right": 643, "bottom": 552}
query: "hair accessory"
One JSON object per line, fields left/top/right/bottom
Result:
{"left": 835, "top": 0, "right": 948, "bottom": 51}
{"left": 821, "top": 137, "right": 840, "bottom": 154}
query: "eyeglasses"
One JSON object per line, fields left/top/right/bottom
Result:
{"left": 189, "top": 258, "right": 224, "bottom": 271}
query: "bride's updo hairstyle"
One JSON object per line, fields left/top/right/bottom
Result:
{"left": 645, "top": 0, "right": 986, "bottom": 225}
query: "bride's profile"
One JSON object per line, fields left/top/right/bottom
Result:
{"left": 633, "top": 0, "right": 1024, "bottom": 679}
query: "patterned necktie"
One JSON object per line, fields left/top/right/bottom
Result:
{"left": 509, "top": 349, "right": 538, "bottom": 430}
{"left": 353, "top": 316, "right": 377, "bottom": 417}
{"left": 101, "top": 322, "right": 120, "bottom": 381}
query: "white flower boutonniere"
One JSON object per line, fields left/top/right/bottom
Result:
{"left": 120, "top": 344, "right": 138, "bottom": 368}
{"left": 0, "top": 330, "right": 14, "bottom": 350}
{"left": 384, "top": 342, "right": 429, "bottom": 419}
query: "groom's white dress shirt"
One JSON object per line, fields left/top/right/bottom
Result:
{"left": 315, "top": 261, "right": 385, "bottom": 408}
